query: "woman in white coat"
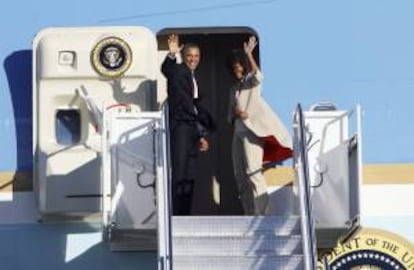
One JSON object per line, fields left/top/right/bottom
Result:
{"left": 228, "top": 36, "right": 293, "bottom": 215}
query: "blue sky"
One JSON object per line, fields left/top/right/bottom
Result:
{"left": 1, "top": 0, "right": 414, "bottom": 170}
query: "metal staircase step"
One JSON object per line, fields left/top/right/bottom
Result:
{"left": 172, "top": 215, "right": 301, "bottom": 237}
{"left": 173, "top": 255, "right": 304, "bottom": 270}
{"left": 173, "top": 235, "right": 302, "bottom": 256}
{"left": 110, "top": 229, "right": 157, "bottom": 251}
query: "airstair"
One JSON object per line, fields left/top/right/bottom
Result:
{"left": 96, "top": 102, "right": 363, "bottom": 270}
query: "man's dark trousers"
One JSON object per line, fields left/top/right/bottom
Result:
{"left": 170, "top": 120, "right": 199, "bottom": 215}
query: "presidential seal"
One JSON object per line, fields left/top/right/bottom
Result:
{"left": 318, "top": 228, "right": 414, "bottom": 270}
{"left": 91, "top": 37, "right": 132, "bottom": 78}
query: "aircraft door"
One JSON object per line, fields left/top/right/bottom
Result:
{"left": 33, "top": 27, "right": 157, "bottom": 215}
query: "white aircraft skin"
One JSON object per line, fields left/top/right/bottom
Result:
{"left": 0, "top": 1, "right": 413, "bottom": 269}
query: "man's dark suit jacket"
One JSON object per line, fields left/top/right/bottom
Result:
{"left": 161, "top": 56, "right": 215, "bottom": 134}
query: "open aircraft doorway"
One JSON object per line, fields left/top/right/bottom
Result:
{"left": 157, "top": 27, "right": 261, "bottom": 215}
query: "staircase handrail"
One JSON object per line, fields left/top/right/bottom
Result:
{"left": 293, "top": 103, "right": 318, "bottom": 270}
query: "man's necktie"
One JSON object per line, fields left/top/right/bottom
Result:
{"left": 191, "top": 71, "right": 199, "bottom": 99}
{"left": 191, "top": 72, "right": 199, "bottom": 115}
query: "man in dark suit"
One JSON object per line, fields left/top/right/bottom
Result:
{"left": 161, "top": 34, "right": 214, "bottom": 215}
